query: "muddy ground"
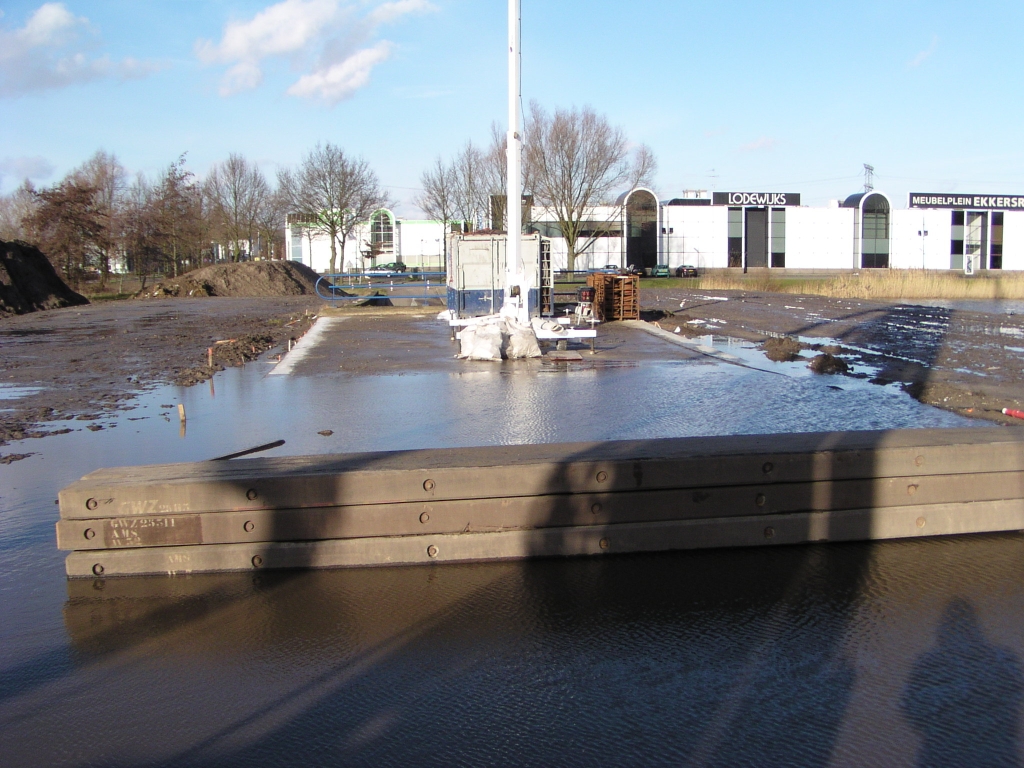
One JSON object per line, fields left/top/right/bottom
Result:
{"left": 0, "top": 298, "right": 319, "bottom": 460}
{"left": 643, "top": 286, "right": 1024, "bottom": 425}
{"left": 3, "top": 287, "right": 1024, "bottom": 462}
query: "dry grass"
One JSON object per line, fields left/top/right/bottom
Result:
{"left": 688, "top": 270, "right": 1024, "bottom": 300}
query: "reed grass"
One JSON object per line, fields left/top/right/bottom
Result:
{"left": 679, "top": 270, "right": 1024, "bottom": 300}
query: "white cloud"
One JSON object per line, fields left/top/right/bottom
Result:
{"left": 0, "top": 155, "right": 55, "bottom": 182}
{"left": 0, "top": 3, "right": 158, "bottom": 97}
{"left": 287, "top": 41, "right": 392, "bottom": 102}
{"left": 197, "top": 0, "right": 436, "bottom": 104}
{"left": 739, "top": 137, "right": 778, "bottom": 152}
{"left": 908, "top": 36, "right": 939, "bottom": 68}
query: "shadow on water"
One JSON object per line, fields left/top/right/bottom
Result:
{"left": 901, "top": 598, "right": 1024, "bottom": 768}
{"left": 28, "top": 301, "right": 1012, "bottom": 766}
{"left": 57, "top": 546, "right": 870, "bottom": 767}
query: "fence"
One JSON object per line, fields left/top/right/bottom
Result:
{"left": 315, "top": 271, "right": 447, "bottom": 303}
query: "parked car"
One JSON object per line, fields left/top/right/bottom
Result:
{"left": 652, "top": 264, "right": 670, "bottom": 277}
{"left": 366, "top": 262, "right": 407, "bottom": 276}
{"left": 675, "top": 265, "right": 699, "bottom": 278}
{"left": 593, "top": 264, "right": 620, "bottom": 274}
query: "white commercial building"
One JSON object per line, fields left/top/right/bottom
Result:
{"left": 529, "top": 188, "right": 1024, "bottom": 274}
{"left": 285, "top": 209, "right": 447, "bottom": 273}
{"left": 286, "top": 190, "right": 1024, "bottom": 275}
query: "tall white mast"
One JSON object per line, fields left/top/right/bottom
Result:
{"left": 505, "top": 0, "right": 526, "bottom": 322}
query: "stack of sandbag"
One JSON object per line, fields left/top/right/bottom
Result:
{"left": 457, "top": 316, "right": 542, "bottom": 361}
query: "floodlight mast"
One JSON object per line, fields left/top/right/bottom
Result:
{"left": 504, "top": 0, "right": 527, "bottom": 323}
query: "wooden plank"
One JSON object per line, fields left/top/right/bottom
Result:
{"left": 58, "top": 428, "right": 1023, "bottom": 518}
{"left": 56, "top": 471, "right": 1024, "bottom": 550}
{"left": 65, "top": 498, "right": 1024, "bottom": 577}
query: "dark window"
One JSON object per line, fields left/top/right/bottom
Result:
{"left": 862, "top": 253, "right": 889, "bottom": 268}
{"left": 728, "top": 238, "right": 742, "bottom": 268}
{"left": 952, "top": 210, "right": 965, "bottom": 226}
{"left": 991, "top": 211, "right": 1004, "bottom": 269}
{"left": 951, "top": 240, "right": 964, "bottom": 255}
{"left": 771, "top": 252, "right": 786, "bottom": 268}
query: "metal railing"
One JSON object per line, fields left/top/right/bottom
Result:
{"left": 315, "top": 271, "right": 447, "bottom": 303}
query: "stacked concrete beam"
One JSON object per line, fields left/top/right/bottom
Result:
{"left": 57, "top": 428, "right": 1024, "bottom": 577}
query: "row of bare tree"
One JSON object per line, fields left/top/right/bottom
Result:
{"left": 0, "top": 144, "right": 389, "bottom": 288}
{"left": 419, "top": 102, "right": 656, "bottom": 272}
{"left": 0, "top": 103, "right": 653, "bottom": 285}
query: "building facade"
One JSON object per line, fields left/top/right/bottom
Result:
{"left": 530, "top": 189, "right": 1024, "bottom": 273}
{"left": 285, "top": 210, "right": 447, "bottom": 273}
{"left": 286, "top": 191, "right": 1024, "bottom": 275}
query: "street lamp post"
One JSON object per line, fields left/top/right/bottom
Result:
{"left": 504, "top": 0, "right": 528, "bottom": 323}
{"left": 917, "top": 219, "right": 929, "bottom": 270}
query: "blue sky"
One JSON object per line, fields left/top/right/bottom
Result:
{"left": 2, "top": 0, "right": 1023, "bottom": 213}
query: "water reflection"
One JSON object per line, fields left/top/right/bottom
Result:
{"left": 901, "top": 599, "right": 1023, "bottom": 767}
{"left": 44, "top": 535, "right": 1024, "bottom": 767}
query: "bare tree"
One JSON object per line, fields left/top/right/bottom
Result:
{"left": 418, "top": 156, "right": 457, "bottom": 264}
{"left": 0, "top": 181, "right": 39, "bottom": 241}
{"left": 206, "top": 154, "right": 269, "bottom": 262}
{"left": 451, "top": 142, "right": 489, "bottom": 231}
{"left": 526, "top": 102, "right": 656, "bottom": 271}
{"left": 72, "top": 150, "right": 127, "bottom": 286}
{"left": 256, "top": 187, "right": 288, "bottom": 261}
{"left": 153, "top": 155, "right": 207, "bottom": 276}
{"left": 121, "top": 173, "right": 162, "bottom": 288}
{"left": 279, "top": 143, "right": 389, "bottom": 274}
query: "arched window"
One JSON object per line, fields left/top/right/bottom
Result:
{"left": 844, "top": 192, "right": 892, "bottom": 269}
{"left": 622, "top": 188, "right": 659, "bottom": 272}
{"left": 370, "top": 209, "right": 395, "bottom": 260}
{"left": 861, "top": 193, "right": 890, "bottom": 268}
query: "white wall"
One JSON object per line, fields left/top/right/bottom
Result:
{"left": 784, "top": 207, "right": 855, "bottom": 269}
{"left": 662, "top": 205, "right": 728, "bottom": 269}
{"left": 285, "top": 219, "right": 446, "bottom": 272}
{"left": 1002, "top": 211, "right": 1024, "bottom": 271}
{"left": 544, "top": 235, "right": 623, "bottom": 272}
{"left": 395, "top": 220, "right": 446, "bottom": 270}
{"left": 890, "top": 209, "right": 951, "bottom": 270}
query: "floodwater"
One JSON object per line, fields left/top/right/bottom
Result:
{"left": 4, "top": 338, "right": 1024, "bottom": 767}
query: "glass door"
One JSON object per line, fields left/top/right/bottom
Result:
{"left": 965, "top": 211, "right": 987, "bottom": 272}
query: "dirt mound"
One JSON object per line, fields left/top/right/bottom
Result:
{"left": 808, "top": 353, "right": 849, "bottom": 374}
{"left": 138, "top": 261, "right": 325, "bottom": 299}
{"left": 0, "top": 239, "right": 89, "bottom": 316}
{"left": 762, "top": 336, "right": 805, "bottom": 362}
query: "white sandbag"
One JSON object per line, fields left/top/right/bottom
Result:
{"left": 503, "top": 320, "right": 542, "bottom": 359}
{"left": 459, "top": 323, "right": 503, "bottom": 361}
{"left": 531, "top": 318, "right": 566, "bottom": 336}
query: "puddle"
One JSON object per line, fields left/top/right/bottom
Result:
{"left": 0, "top": 349, "right": 996, "bottom": 766}
{"left": 0, "top": 384, "right": 45, "bottom": 400}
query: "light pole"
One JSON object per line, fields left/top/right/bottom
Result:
{"left": 503, "top": 0, "right": 528, "bottom": 323}
{"left": 917, "top": 219, "right": 929, "bottom": 270}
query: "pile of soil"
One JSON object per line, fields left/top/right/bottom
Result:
{"left": 762, "top": 336, "right": 805, "bottom": 362}
{"left": 808, "top": 353, "right": 850, "bottom": 375}
{"left": 138, "top": 261, "right": 324, "bottom": 299}
{"left": 0, "top": 239, "right": 89, "bottom": 316}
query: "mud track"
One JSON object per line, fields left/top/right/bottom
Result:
{"left": 642, "top": 286, "right": 1024, "bottom": 425}
{"left": 0, "top": 298, "right": 319, "bottom": 459}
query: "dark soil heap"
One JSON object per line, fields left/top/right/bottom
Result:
{"left": 762, "top": 336, "right": 805, "bottom": 362}
{"left": 0, "top": 239, "right": 89, "bottom": 316}
{"left": 139, "top": 261, "right": 324, "bottom": 299}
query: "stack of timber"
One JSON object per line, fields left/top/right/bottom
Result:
{"left": 587, "top": 273, "right": 639, "bottom": 321}
{"left": 57, "top": 427, "right": 1024, "bottom": 578}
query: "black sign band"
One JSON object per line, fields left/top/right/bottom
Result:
{"left": 713, "top": 192, "right": 800, "bottom": 207}
{"left": 909, "top": 193, "right": 1024, "bottom": 210}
